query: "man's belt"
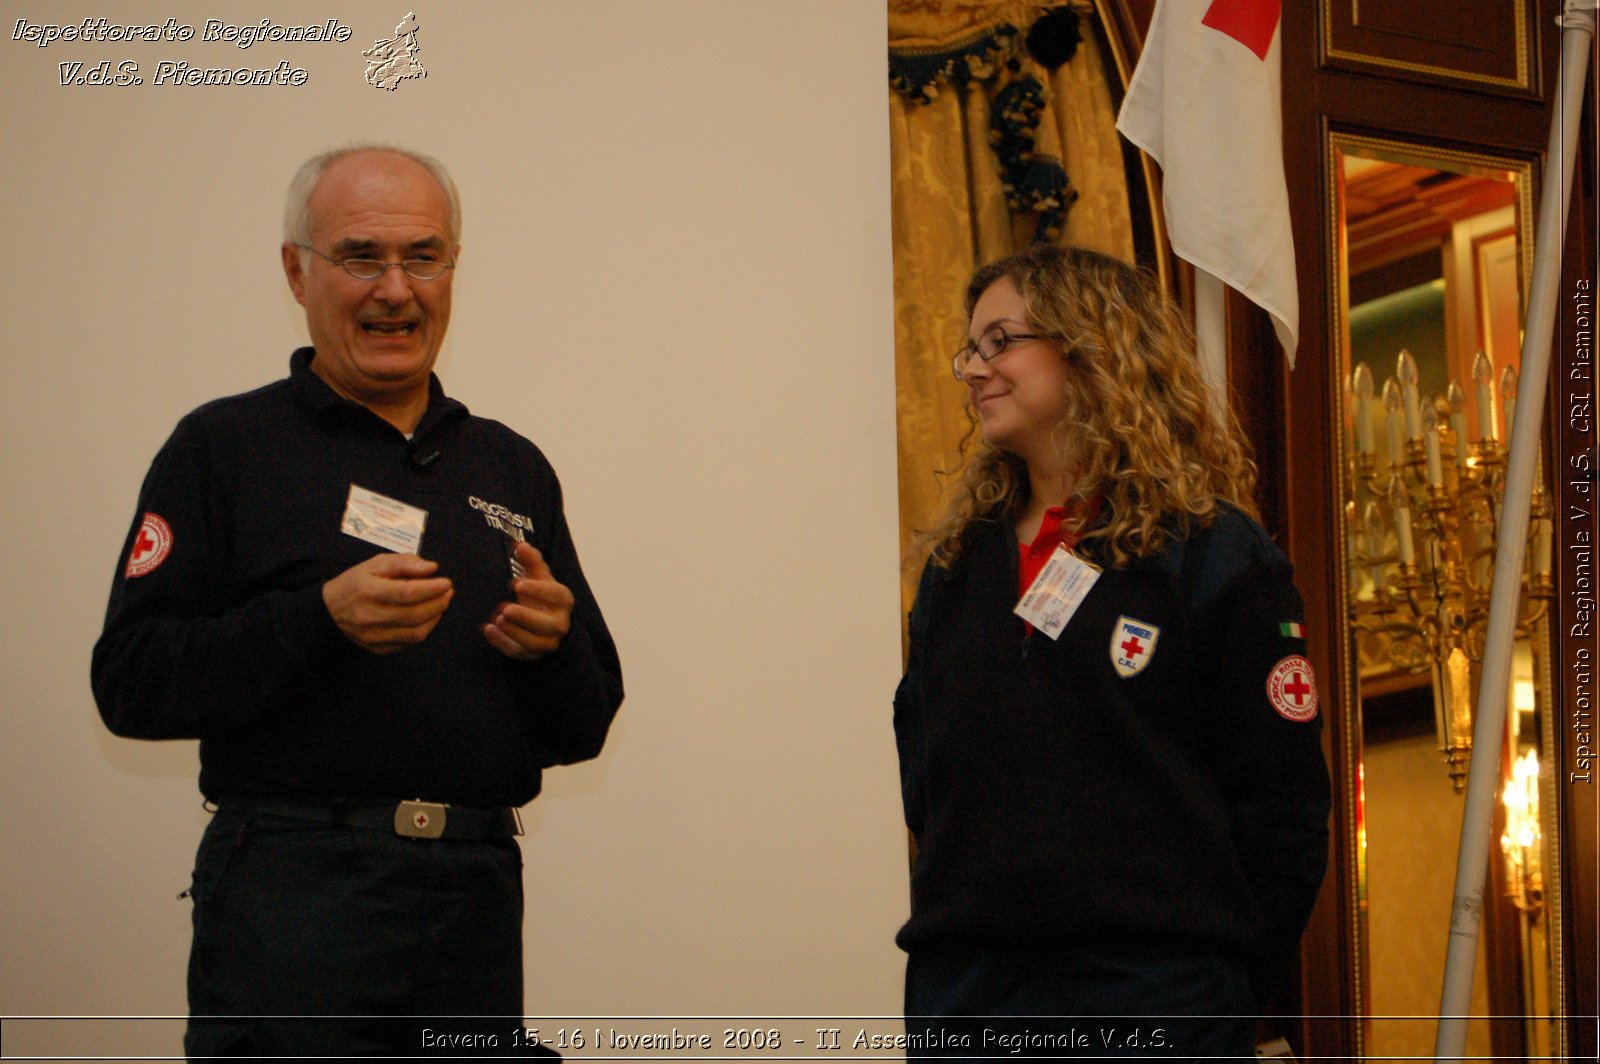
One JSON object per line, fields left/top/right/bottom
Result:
{"left": 220, "top": 796, "right": 522, "bottom": 840}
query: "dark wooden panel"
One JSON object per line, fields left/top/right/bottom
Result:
{"left": 1555, "top": 31, "right": 1598, "bottom": 1057}
{"left": 1322, "top": 0, "right": 1540, "bottom": 97}
{"left": 1101, "top": 0, "right": 1154, "bottom": 49}
{"left": 1281, "top": 8, "right": 1362, "bottom": 1060}
{"left": 1309, "top": 73, "right": 1552, "bottom": 152}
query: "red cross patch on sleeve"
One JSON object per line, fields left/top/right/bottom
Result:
{"left": 1266, "top": 654, "right": 1318, "bottom": 722}
{"left": 124, "top": 512, "right": 173, "bottom": 578}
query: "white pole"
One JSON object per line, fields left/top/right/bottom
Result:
{"left": 1194, "top": 265, "right": 1229, "bottom": 418}
{"left": 1433, "top": 4, "right": 1595, "bottom": 1061}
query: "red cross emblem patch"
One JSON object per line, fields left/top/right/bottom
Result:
{"left": 124, "top": 513, "right": 173, "bottom": 578}
{"left": 1110, "top": 616, "right": 1160, "bottom": 678}
{"left": 1267, "top": 655, "right": 1319, "bottom": 721}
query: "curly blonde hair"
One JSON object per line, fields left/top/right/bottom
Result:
{"left": 920, "top": 245, "right": 1259, "bottom": 570}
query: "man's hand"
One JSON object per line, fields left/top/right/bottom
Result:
{"left": 322, "top": 553, "right": 454, "bottom": 655}
{"left": 483, "top": 543, "right": 573, "bottom": 660}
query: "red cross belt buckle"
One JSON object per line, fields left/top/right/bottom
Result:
{"left": 395, "top": 799, "right": 448, "bottom": 839}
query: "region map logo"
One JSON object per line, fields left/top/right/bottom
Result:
{"left": 364, "top": 12, "right": 425, "bottom": 91}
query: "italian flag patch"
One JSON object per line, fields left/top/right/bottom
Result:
{"left": 1280, "top": 621, "right": 1305, "bottom": 638}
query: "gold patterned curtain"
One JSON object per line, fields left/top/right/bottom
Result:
{"left": 890, "top": 0, "right": 1137, "bottom": 620}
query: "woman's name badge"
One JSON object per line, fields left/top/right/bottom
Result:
{"left": 340, "top": 484, "right": 427, "bottom": 554}
{"left": 1014, "top": 544, "right": 1100, "bottom": 640}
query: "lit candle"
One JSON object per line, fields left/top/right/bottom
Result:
{"left": 1353, "top": 362, "right": 1375, "bottom": 454}
{"left": 1363, "top": 500, "right": 1381, "bottom": 545}
{"left": 1390, "top": 479, "right": 1415, "bottom": 567}
{"left": 1383, "top": 377, "right": 1404, "bottom": 466}
{"left": 1424, "top": 400, "right": 1444, "bottom": 488}
{"left": 1501, "top": 363, "right": 1519, "bottom": 442}
{"left": 1398, "top": 350, "right": 1422, "bottom": 440}
{"left": 1362, "top": 500, "right": 1383, "bottom": 582}
{"left": 1474, "top": 351, "right": 1498, "bottom": 442}
{"left": 1447, "top": 382, "right": 1469, "bottom": 467}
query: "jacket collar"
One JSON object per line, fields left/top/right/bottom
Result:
{"left": 287, "top": 346, "right": 468, "bottom": 439}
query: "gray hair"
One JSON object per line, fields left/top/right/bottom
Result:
{"left": 283, "top": 144, "right": 461, "bottom": 248}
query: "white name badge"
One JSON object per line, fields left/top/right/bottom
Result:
{"left": 1013, "top": 543, "right": 1101, "bottom": 640}
{"left": 340, "top": 484, "right": 427, "bottom": 554}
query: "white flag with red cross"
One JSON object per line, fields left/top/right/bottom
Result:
{"left": 1116, "top": 0, "right": 1299, "bottom": 365}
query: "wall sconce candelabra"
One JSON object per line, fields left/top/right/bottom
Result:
{"left": 1346, "top": 349, "right": 1553, "bottom": 791}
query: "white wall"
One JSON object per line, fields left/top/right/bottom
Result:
{"left": 0, "top": 2, "right": 907, "bottom": 1054}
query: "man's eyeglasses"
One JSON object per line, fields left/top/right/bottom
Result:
{"left": 296, "top": 243, "right": 455, "bottom": 281}
{"left": 952, "top": 327, "right": 1047, "bottom": 380}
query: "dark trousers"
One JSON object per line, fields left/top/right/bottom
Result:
{"left": 905, "top": 941, "right": 1257, "bottom": 1061}
{"left": 184, "top": 808, "right": 536, "bottom": 1060}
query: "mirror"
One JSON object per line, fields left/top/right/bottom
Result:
{"left": 1327, "top": 132, "right": 1565, "bottom": 1060}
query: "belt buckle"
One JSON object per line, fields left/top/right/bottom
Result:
{"left": 395, "top": 799, "right": 448, "bottom": 839}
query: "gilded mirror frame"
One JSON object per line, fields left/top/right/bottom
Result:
{"left": 1324, "top": 128, "right": 1565, "bottom": 1059}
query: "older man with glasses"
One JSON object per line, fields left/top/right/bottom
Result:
{"left": 92, "top": 145, "right": 623, "bottom": 1058}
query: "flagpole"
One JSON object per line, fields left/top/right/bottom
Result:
{"left": 1432, "top": 4, "right": 1595, "bottom": 1061}
{"left": 1194, "top": 266, "right": 1230, "bottom": 417}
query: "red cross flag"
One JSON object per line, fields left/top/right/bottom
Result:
{"left": 1116, "top": 0, "right": 1299, "bottom": 365}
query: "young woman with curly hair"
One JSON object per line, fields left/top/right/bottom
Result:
{"left": 894, "top": 245, "right": 1330, "bottom": 1061}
